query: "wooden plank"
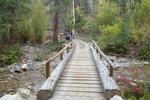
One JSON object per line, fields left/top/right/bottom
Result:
{"left": 66, "top": 65, "right": 96, "bottom": 67}
{"left": 56, "top": 83, "right": 101, "bottom": 88}
{"left": 60, "top": 77, "right": 99, "bottom": 81}
{"left": 68, "top": 61, "right": 94, "bottom": 63}
{"left": 63, "top": 69, "right": 97, "bottom": 73}
{"left": 67, "top": 62, "right": 95, "bottom": 65}
{"left": 55, "top": 87, "right": 103, "bottom": 93}
{"left": 64, "top": 68, "right": 96, "bottom": 71}
{"left": 70, "top": 58, "right": 93, "bottom": 61}
{"left": 53, "top": 91, "right": 105, "bottom": 97}
{"left": 64, "top": 69, "right": 96, "bottom": 71}
{"left": 72, "top": 55, "right": 91, "bottom": 57}
{"left": 67, "top": 63, "right": 95, "bottom": 66}
{"left": 49, "top": 95, "right": 106, "bottom": 100}
{"left": 63, "top": 71, "right": 97, "bottom": 74}
{"left": 58, "top": 80, "right": 101, "bottom": 84}
{"left": 62, "top": 73, "right": 98, "bottom": 76}
{"left": 61, "top": 74, "right": 99, "bottom": 78}
{"left": 61, "top": 75, "right": 99, "bottom": 78}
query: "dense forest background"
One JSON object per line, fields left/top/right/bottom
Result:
{"left": 0, "top": 0, "right": 150, "bottom": 66}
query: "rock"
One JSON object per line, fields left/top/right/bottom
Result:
{"left": 21, "top": 64, "right": 29, "bottom": 71}
{"left": 0, "top": 94, "right": 12, "bottom": 100}
{"left": 18, "top": 88, "right": 30, "bottom": 99}
{"left": 110, "top": 95, "right": 123, "bottom": 100}
{"left": 14, "top": 64, "right": 21, "bottom": 73}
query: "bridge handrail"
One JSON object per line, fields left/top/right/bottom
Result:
{"left": 91, "top": 39, "right": 115, "bottom": 76}
{"left": 43, "top": 41, "right": 73, "bottom": 78}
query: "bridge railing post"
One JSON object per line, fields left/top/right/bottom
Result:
{"left": 60, "top": 52, "right": 63, "bottom": 60}
{"left": 96, "top": 48, "right": 99, "bottom": 54}
{"left": 46, "top": 61, "right": 50, "bottom": 79}
{"left": 100, "top": 54, "right": 102, "bottom": 60}
{"left": 67, "top": 47, "right": 69, "bottom": 53}
{"left": 109, "top": 65, "right": 113, "bottom": 77}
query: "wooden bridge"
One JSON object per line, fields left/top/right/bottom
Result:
{"left": 37, "top": 40, "right": 120, "bottom": 100}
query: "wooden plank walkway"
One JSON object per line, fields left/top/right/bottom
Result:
{"left": 49, "top": 41, "right": 106, "bottom": 100}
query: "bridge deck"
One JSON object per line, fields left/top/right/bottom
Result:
{"left": 49, "top": 41, "right": 106, "bottom": 100}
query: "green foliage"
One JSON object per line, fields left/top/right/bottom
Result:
{"left": 31, "top": 0, "right": 47, "bottom": 43}
{"left": 34, "top": 54, "right": 43, "bottom": 62}
{"left": 84, "top": 0, "right": 150, "bottom": 59}
{"left": 140, "top": 82, "right": 150, "bottom": 100}
{"left": 48, "top": 42, "right": 63, "bottom": 52}
{"left": 0, "top": 0, "right": 48, "bottom": 66}
{"left": 83, "top": 17, "right": 100, "bottom": 39}
{"left": 0, "top": 0, "right": 47, "bottom": 44}
{"left": 0, "top": 44, "right": 21, "bottom": 66}
{"left": 133, "top": 0, "right": 150, "bottom": 59}
{"left": 97, "top": 1, "right": 131, "bottom": 54}
{"left": 0, "top": 0, "right": 31, "bottom": 43}
{"left": 97, "top": 1, "right": 119, "bottom": 25}
{"left": 75, "top": 8, "right": 86, "bottom": 32}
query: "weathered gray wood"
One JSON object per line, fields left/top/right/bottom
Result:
{"left": 61, "top": 74, "right": 99, "bottom": 78}
{"left": 49, "top": 95, "right": 106, "bottom": 100}
{"left": 90, "top": 47, "right": 120, "bottom": 99}
{"left": 56, "top": 83, "right": 101, "bottom": 88}
{"left": 58, "top": 80, "right": 101, "bottom": 84}
{"left": 63, "top": 71, "right": 97, "bottom": 74}
{"left": 37, "top": 48, "right": 74, "bottom": 100}
{"left": 53, "top": 91, "right": 105, "bottom": 97}
{"left": 60, "top": 77, "right": 99, "bottom": 80}
{"left": 55, "top": 86, "right": 103, "bottom": 93}
{"left": 64, "top": 68, "right": 96, "bottom": 71}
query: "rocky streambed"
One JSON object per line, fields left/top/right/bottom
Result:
{"left": 0, "top": 44, "right": 56, "bottom": 97}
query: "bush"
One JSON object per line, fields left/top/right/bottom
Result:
{"left": 99, "top": 18, "right": 132, "bottom": 54}
{"left": 0, "top": 44, "right": 21, "bottom": 66}
{"left": 31, "top": 0, "right": 47, "bottom": 43}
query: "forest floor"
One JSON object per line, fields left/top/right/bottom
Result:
{"left": 0, "top": 43, "right": 60, "bottom": 97}
{"left": 114, "top": 64, "right": 150, "bottom": 95}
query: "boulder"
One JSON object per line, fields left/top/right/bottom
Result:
{"left": 18, "top": 88, "right": 30, "bottom": 99}
{"left": 21, "top": 64, "right": 29, "bottom": 71}
{"left": 110, "top": 95, "right": 123, "bottom": 100}
{"left": 14, "top": 64, "right": 21, "bottom": 73}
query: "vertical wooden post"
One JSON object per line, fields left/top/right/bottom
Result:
{"left": 100, "top": 54, "right": 102, "bottom": 60}
{"left": 96, "top": 48, "right": 98, "bottom": 54}
{"left": 67, "top": 47, "right": 69, "bottom": 53}
{"left": 60, "top": 52, "right": 63, "bottom": 60}
{"left": 46, "top": 62, "right": 50, "bottom": 79}
{"left": 93, "top": 44, "right": 95, "bottom": 49}
{"left": 109, "top": 65, "right": 113, "bottom": 77}
{"left": 70, "top": 43, "right": 73, "bottom": 48}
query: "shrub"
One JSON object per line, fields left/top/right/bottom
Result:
{"left": 0, "top": 44, "right": 21, "bottom": 66}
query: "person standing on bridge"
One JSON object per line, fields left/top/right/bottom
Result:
{"left": 71, "top": 29, "right": 75, "bottom": 39}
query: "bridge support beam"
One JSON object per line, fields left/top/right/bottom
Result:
{"left": 90, "top": 47, "right": 120, "bottom": 99}
{"left": 37, "top": 47, "right": 74, "bottom": 100}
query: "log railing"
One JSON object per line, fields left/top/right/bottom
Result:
{"left": 43, "top": 41, "right": 73, "bottom": 78}
{"left": 91, "top": 40, "right": 115, "bottom": 77}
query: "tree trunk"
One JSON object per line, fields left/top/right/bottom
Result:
{"left": 53, "top": 0, "right": 59, "bottom": 45}
{"left": 120, "top": 0, "right": 127, "bottom": 18}
{"left": 53, "top": 11, "right": 59, "bottom": 44}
